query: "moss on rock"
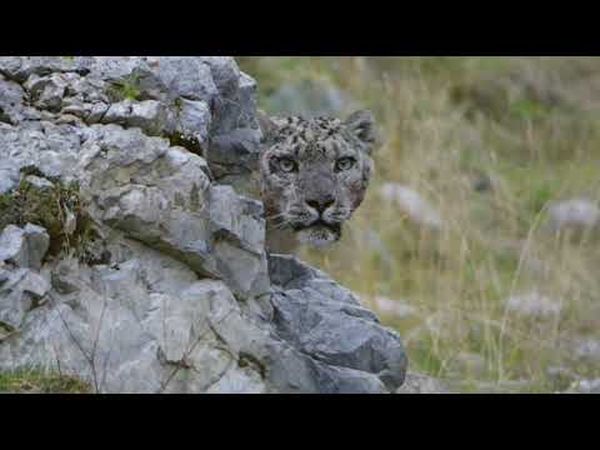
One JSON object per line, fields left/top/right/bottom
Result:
{"left": 0, "top": 369, "right": 91, "bottom": 393}
{"left": 0, "top": 166, "right": 108, "bottom": 264}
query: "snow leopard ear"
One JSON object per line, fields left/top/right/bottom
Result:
{"left": 343, "top": 109, "right": 379, "bottom": 153}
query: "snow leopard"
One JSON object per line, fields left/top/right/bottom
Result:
{"left": 258, "top": 110, "right": 379, "bottom": 251}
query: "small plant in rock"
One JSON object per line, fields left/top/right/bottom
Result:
{"left": 173, "top": 96, "right": 184, "bottom": 115}
{"left": 0, "top": 166, "right": 109, "bottom": 264}
{"left": 106, "top": 74, "right": 143, "bottom": 102}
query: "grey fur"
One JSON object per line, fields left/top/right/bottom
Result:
{"left": 259, "top": 110, "right": 378, "bottom": 250}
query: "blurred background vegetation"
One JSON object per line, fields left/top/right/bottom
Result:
{"left": 238, "top": 57, "right": 600, "bottom": 392}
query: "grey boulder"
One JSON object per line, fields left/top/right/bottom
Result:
{"left": 269, "top": 254, "right": 408, "bottom": 392}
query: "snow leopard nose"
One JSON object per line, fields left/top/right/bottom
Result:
{"left": 305, "top": 196, "right": 335, "bottom": 214}
{"left": 300, "top": 168, "right": 336, "bottom": 214}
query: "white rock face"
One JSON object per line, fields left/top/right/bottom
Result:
{"left": 548, "top": 198, "right": 600, "bottom": 232}
{"left": 0, "top": 56, "right": 408, "bottom": 393}
{"left": 379, "top": 183, "right": 443, "bottom": 229}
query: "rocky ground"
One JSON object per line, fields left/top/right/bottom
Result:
{"left": 0, "top": 57, "right": 408, "bottom": 393}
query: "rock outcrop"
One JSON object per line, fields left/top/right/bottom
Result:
{"left": 0, "top": 57, "right": 407, "bottom": 393}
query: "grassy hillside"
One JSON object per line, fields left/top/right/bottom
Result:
{"left": 238, "top": 57, "right": 600, "bottom": 392}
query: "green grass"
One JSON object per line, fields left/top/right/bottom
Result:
{"left": 0, "top": 369, "right": 90, "bottom": 393}
{"left": 239, "top": 57, "right": 600, "bottom": 392}
{"left": 106, "top": 73, "right": 143, "bottom": 102}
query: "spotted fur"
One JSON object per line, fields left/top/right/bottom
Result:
{"left": 259, "top": 110, "right": 378, "bottom": 249}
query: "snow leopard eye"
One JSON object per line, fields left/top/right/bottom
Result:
{"left": 335, "top": 157, "right": 356, "bottom": 172}
{"left": 278, "top": 157, "right": 298, "bottom": 173}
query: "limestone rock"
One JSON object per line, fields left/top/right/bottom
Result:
{"left": 0, "top": 56, "right": 408, "bottom": 393}
{"left": 0, "top": 224, "right": 50, "bottom": 271}
{"left": 0, "top": 75, "right": 25, "bottom": 124}
{"left": 0, "top": 267, "right": 50, "bottom": 331}
{"left": 76, "top": 125, "right": 269, "bottom": 298}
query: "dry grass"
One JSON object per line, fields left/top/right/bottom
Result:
{"left": 238, "top": 57, "right": 600, "bottom": 392}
